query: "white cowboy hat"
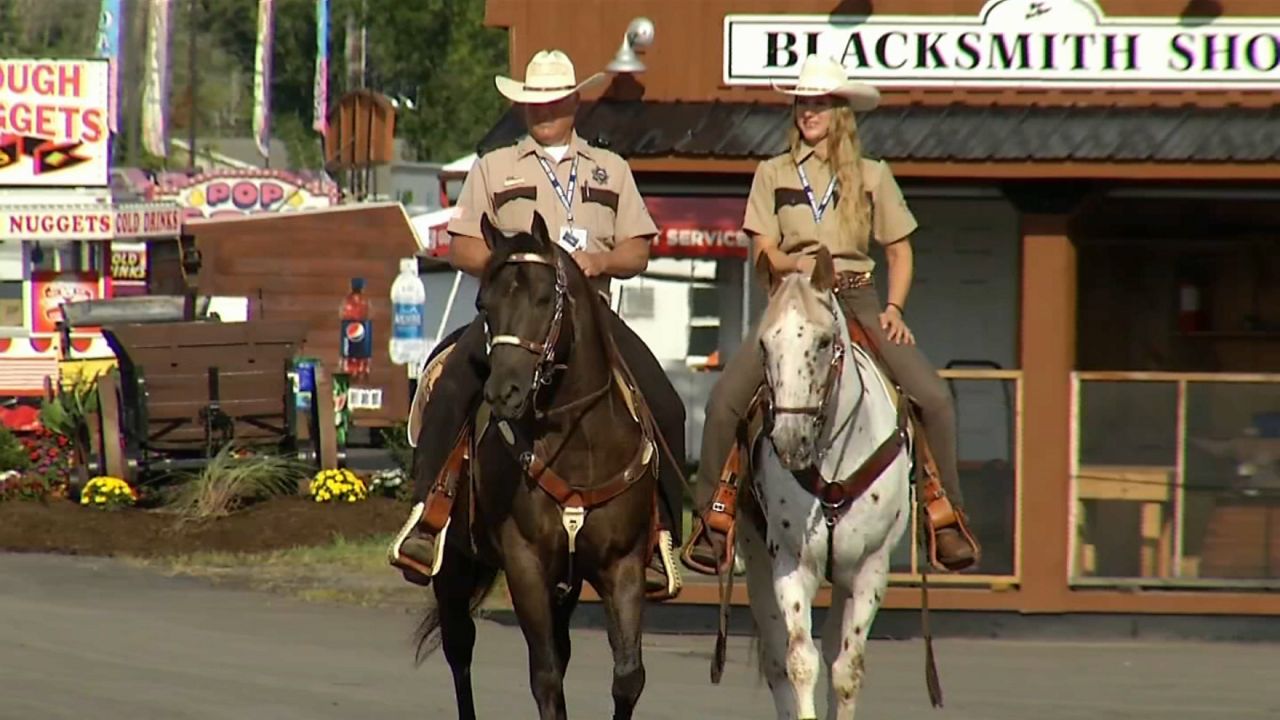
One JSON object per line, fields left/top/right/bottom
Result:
{"left": 772, "top": 55, "right": 881, "bottom": 112}
{"left": 495, "top": 49, "right": 606, "bottom": 104}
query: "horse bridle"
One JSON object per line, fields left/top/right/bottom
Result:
{"left": 763, "top": 292, "right": 847, "bottom": 460}
{"left": 484, "top": 251, "right": 569, "bottom": 398}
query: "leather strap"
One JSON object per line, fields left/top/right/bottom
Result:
{"left": 526, "top": 429, "right": 651, "bottom": 509}
{"left": 791, "top": 391, "right": 909, "bottom": 522}
{"left": 421, "top": 424, "right": 471, "bottom": 534}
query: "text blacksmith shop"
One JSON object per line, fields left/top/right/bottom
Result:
{"left": 474, "top": 0, "right": 1280, "bottom": 624}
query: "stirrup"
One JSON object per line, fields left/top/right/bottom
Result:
{"left": 647, "top": 530, "right": 683, "bottom": 601}
{"left": 680, "top": 518, "right": 731, "bottom": 576}
{"left": 387, "top": 502, "right": 450, "bottom": 578}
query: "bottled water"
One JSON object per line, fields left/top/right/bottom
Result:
{"left": 389, "top": 258, "right": 427, "bottom": 366}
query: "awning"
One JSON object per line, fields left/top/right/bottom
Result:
{"left": 0, "top": 201, "right": 184, "bottom": 241}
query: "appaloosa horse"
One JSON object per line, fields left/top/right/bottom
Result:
{"left": 413, "top": 212, "right": 660, "bottom": 720}
{"left": 734, "top": 248, "right": 923, "bottom": 720}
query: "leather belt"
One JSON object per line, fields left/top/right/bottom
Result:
{"left": 835, "top": 270, "right": 873, "bottom": 292}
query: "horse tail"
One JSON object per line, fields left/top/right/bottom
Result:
{"left": 411, "top": 564, "right": 501, "bottom": 667}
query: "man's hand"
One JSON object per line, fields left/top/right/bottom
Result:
{"left": 879, "top": 305, "right": 915, "bottom": 345}
{"left": 572, "top": 251, "right": 610, "bottom": 278}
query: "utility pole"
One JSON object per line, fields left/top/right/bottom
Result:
{"left": 186, "top": 0, "right": 199, "bottom": 172}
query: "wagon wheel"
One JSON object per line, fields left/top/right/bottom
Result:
{"left": 96, "top": 368, "right": 132, "bottom": 483}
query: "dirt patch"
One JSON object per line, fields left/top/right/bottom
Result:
{"left": 0, "top": 496, "right": 408, "bottom": 557}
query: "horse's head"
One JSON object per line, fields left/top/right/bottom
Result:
{"left": 756, "top": 246, "right": 849, "bottom": 470}
{"left": 476, "top": 211, "right": 570, "bottom": 420}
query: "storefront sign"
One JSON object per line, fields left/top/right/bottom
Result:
{"left": 725, "top": 0, "right": 1280, "bottom": 89}
{"left": 28, "top": 272, "right": 102, "bottom": 334}
{"left": 654, "top": 228, "right": 750, "bottom": 259}
{"left": 109, "top": 241, "right": 148, "bottom": 282}
{"left": 0, "top": 203, "right": 182, "bottom": 241}
{"left": 0, "top": 59, "right": 110, "bottom": 186}
{"left": 152, "top": 169, "right": 340, "bottom": 219}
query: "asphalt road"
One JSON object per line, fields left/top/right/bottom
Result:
{"left": 3, "top": 553, "right": 1277, "bottom": 720}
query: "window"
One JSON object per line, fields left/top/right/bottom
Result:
{"left": 620, "top": 286, "right": 654, "bottom": 319}
{"left": 686, "top": 280, "right": 721, "bottom": 364}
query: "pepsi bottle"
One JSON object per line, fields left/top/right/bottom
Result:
{"left": 340, "top": 277, "right": 372, "bottom": 381}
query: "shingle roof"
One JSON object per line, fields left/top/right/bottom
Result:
{"left": 476, "top": 101, "right": 1280, "bottom": 164}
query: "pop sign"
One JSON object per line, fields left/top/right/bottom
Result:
{"left": 151, "top": 170, "right": 340, "bottom": 219}
{"left": 0, "top": 59, "right": 109, "bottom": 187}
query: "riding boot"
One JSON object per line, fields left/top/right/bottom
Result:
{"left": 387, "top": 322, "right": 488, "bottom": 586}
{"left": 681, "top": 339, "right": 765, "bottom": 576}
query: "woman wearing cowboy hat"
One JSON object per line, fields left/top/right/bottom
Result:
{"left": 389, "top": 50, "right": 686, "bottom": 601}
{"left": 681, "top": 54, "right": 981, "bottom": 576}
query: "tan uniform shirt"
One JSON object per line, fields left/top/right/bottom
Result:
{"left": 447, "top": 131, "right": 659, "bottom": 296}
{"left": 742, "top": 147, "right": 918, "bottom": 273}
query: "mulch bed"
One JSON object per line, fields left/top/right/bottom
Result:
{"left": 0, "top": 496, "right": 407, "bottom": 557}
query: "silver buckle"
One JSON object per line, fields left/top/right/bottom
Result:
{"left": 711, "top": 501, "right": 726, "bottom": 513}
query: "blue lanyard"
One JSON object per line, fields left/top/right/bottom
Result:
{"left": 536, "top": 153, "right": 578, "bottom": 224}
{"left": 795, "top": 161, "right": 837, "bottom": 223}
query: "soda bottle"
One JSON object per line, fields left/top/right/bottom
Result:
{"left": 340, "top": 277, "right": 372, "bottom": 381}
{"left": 389, "top": 258, "right": 427, "bottom": 366}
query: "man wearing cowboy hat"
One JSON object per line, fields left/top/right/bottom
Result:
{"left": 681, "top": 54, "right": 982, "bottom": 577}
{"left": 388, "top": 49, "right": 686, "bottom": 601}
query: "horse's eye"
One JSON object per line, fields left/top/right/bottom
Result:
{"left": 817, "top": 336, "right": 833, "bottom": 350}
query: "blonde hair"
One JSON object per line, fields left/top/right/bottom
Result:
{"left": 788, "top": 106, "right": 871, "bottom": 250}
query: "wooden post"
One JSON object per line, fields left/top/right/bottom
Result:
{"left": 98, "top": 369, "right": 128, "bottom": 481}
{"left": 313, "top": 365, "right": 339, "bottom": 479}
{"left": 1017, "top": 212, "right": 1078, "bottom": 612}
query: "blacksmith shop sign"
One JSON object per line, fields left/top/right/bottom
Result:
{"left": 724, "top": 0, "right": 1280, "bottom": 89}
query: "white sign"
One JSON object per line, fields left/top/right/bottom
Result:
{"left": 0, "top": 59, "right": 110, "bottom": 186}
{"left": 0, "top": 203, "right": 182, "bottom": 241}
{"left": 725, "top": 0, "right": 1280, "bottom": 89}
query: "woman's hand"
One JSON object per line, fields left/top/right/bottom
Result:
{"left": 879, "top": 305, "right": 915, "bottom": 345}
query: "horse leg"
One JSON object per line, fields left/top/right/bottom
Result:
{"left": 820, "top": 586, "right": 851, "bottom": 720}
{"left": 505, "top": 542, "right": 568, "bottom": 720}
{"left": 595, "top": 552, "right": 647, "bottom": 720}
{"left": 432, "top": 546, "right": 480, "bottom": 720}
{"left": 553, "top": 580, "right": 582, "bottom": 678}
{"left": 829, "top": 549, "right": 891, "bottom": 720}
{"left": 740, "top": 521, "right": 797, "bottom": 719}
{"left": 773, "top": 553, "right": 822, "bottom": 720}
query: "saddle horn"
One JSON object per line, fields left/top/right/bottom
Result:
{"left": 811, "top": 246, "right": 836, "bottom": 292}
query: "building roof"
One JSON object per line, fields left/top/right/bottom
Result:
{"left": 475, "top": 101, "right": 1280, "bottom": 165}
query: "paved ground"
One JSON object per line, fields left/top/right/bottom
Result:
{"left": 3, "top": 553, "right": 1277, "bottom": 720}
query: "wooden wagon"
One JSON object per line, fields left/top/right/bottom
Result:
{"left": 85, "top": 314, "right": 337, "bottom": 482}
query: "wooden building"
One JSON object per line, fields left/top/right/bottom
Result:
{"left": 477, "top": 0, "right": 1280, "bottom": 619}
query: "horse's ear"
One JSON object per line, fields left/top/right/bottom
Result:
{"left": 753, "top": 248, "right": 780, "bottom": 294}
{"left": 529, "top": 211, "right": 553, "bottom": 251}
{"left": 480, "top": 212, "right": 502, "bottom": 250}
{"left": 811, "top": 246, "right": 836, "bottom": 292}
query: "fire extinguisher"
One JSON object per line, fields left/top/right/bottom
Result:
{"left": 1177, "top": 279, "right": 1203, "bottom": 333}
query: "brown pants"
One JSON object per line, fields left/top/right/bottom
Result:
{"left": 694, "top": 285, "right": 965, "bottom": 511}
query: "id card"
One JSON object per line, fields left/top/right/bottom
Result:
{"left": 558, "top": 225, "right": 588, "bottom": 253}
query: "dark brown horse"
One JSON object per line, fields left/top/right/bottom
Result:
{"left": 413, "top": 211, "right": 659, "bottom": 720}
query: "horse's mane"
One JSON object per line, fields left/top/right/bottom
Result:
{"left": 756, "top": 273, "right": 833, "bottom": 343}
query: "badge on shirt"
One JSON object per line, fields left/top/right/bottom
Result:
{"left": 591, "top": 167, "right": 609, "bottom": 184}
{"left": 558, "top": 225, "right": 588, "bottom": 253}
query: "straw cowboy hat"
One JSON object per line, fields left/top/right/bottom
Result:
{"left": 495, "top": 49, "right": 606, "bottom": 104}
{"left": 772, "top": 55, "right": 880, "bottom": 112}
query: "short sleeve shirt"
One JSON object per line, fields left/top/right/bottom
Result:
{"left": 742, "top": 148, "right": 917, "bottom": 273}
{"left": 447, "top": 132, "right": 658, "bottom": 296}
